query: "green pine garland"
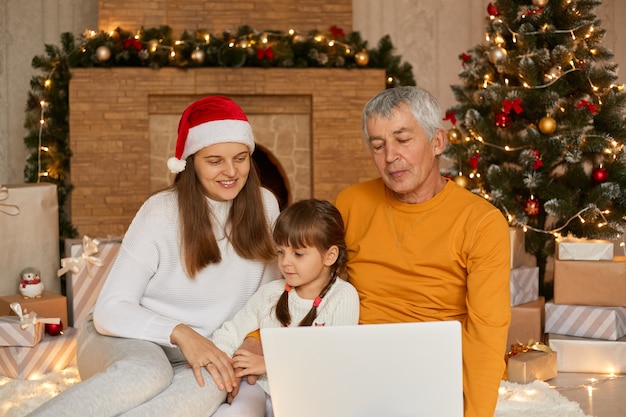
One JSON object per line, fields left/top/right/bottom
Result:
{"left": 23, "top": 25, "right": 416, "bottom": 242}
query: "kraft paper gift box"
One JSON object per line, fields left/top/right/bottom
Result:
{"left": 510, "top": 227, "right": 526, "bottom": 269}
{"left": 61, "top": 236, "right": 122, "bottom": 328}
{"left": 507, "top": 350, "right": 558, "bottom": 384}
{"left": 0, "top": 327, "right": 77, "bottom": 380}
{"left": 547, "top": 333, "right": 626, "bottom": 374}
{"left": 510, "top": 266, "right": 539, "bottom": 307}
{"left": 545, "top": 302, "right": 626, "bottom": 341}
{"left": 0, "top": 291, "right": 68, "bottom": 331}
{"left": 553, "top": 258, "right": 626, "bottom": 307}
{"left": 556, "top": 237, "right": 614, "bottom": 261}
{"left": 0, "top": 183, "right": 61, "bottom": 296}
{"left": 506, "top": 296, "right": 545, "bottom": 353}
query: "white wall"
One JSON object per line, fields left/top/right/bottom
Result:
{"left": 1, "top": 0, "right": 624, "bottom": 185}
{"left": 0, "top": 0, "right": 97, "bottom": 184}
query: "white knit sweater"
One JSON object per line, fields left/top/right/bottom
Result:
{"left": 93, "top": 188, "right": 280, "bottom": 347}
{"left": 210, "top": 277, "right": 360, "bottom": 393}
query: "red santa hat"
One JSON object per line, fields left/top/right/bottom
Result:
{"left": 167, "top": 96, "right": 255, "bottom": 174}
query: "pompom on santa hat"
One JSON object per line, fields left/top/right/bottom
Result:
{"left": 167, "top": 96, "right": 255, "bottom": 174}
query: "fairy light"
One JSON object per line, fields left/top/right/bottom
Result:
{"left": 37, "top": 100, "right": 49, "bottom": 181}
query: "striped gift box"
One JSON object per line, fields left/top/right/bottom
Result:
{"left": 65, "top": 238, "right": 121, "bottom": 328}
{"left": 0, "top": 327, "right": 77, "bottom": 379}
{"left": 0, "top": 316, "right": 44, "bottom": 347}
{"left": 545, "top": 302, "right": 626, "bottom": 341}
{"left": 510, "top": 266, "right": 539, "bottom": 306}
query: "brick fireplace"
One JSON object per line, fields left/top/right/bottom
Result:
{"left": 69, "top": 67, "right": 385, "bottom": 237}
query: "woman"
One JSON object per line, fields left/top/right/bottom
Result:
{"left": 28, "top": 96, "right": 280, "bottom": 417}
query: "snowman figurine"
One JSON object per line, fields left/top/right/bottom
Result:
{"left": 19, "top": 267, "right": 44, "bottom": 299}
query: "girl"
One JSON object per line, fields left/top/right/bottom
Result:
{"left": 210, "top": 198, "right": 360, "bottom": 416}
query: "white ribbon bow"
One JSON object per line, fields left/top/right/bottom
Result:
{"left": 10, "top": 302, "right": 61, "bottom": 328}
{"left": 0, "top": 186, "right": 20, "bottom": 216}
{"left": 57, "top": 235, "right": 104, "bottom": 277}
{"left": 10, "top": 302, "right": 38, "bottom": 330}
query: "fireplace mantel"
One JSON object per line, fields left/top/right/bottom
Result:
{"left": 69, "top": 67, "right": 384, "bottom": 237}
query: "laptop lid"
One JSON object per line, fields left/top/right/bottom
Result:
{"left": 261, "top": 320, "right": 464, "bottom": 417}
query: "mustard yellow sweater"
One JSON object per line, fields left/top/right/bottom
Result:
{"left": 335, "top": 178, "right": 511, "bottom": 417}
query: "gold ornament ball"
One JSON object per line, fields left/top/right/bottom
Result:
{"left": 538, "top": 116, "right": 557, "bottom": 135}
{"left": 454, "top": 175, "right": 468, "bottom": 188}
{"left": 446, "top": 127, "right": 462, "bottom": 145}
{"left": 355, "top": 50, "right": 369, "bottom": 66}
{"left": 533, "top": 0, "right": 549, "bottom": 7}
{"left": 147, "top": 39, "right": 160, "bottom": 53}
{"left": 488, "top": 46, "right": 507, "bottom": 64}
{"left": 96, "top": 45, "right": 111, "bottom": 62}
{"left": 191, "top": 48, "right": 206, "bottom": 64}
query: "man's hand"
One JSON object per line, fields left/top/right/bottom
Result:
{"left": 170, "top": 323, "right": 237, "bottom": 391}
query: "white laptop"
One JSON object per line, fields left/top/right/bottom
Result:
{"left": 261, "top": 320, "right": 463, "bottom": 417}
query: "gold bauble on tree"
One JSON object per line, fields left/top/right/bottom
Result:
{"left": 454, "top": 175, "right": 468, "bottom": 188}
{"left": 533, "top": 0, "right": 549, "bottom": 7}
{"left": 191, "top": 48, "right": 206, "bottom": 64}
{"left": 446, "top": 127, "right": 462, "bottom": 144}
{"left": 96, "top": 45, "right": 111, "bottom": 62}
{"left": 354, "top": 50, "right": 369, "bottom": 66}
{"left": 538, "top": 116, "right": 557, "bottom": 135}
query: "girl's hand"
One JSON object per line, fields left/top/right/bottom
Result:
{"left": 170, "top": 324, "right": 237, "bottom": 391}
{"left": 232, "top": 348, "right": 266, "bottom": 377}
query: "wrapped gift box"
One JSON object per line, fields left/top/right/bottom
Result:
{"left": 506, "top": 297, "right": 545, "bottom": 353}
{"left": 557, "top": 237, "right": 614, "bottom": 261}
{"left": 0, "top": 183, "right": 61, "bottom": 296}
{"left": 510, "top": 266, "right": 539, "bottom": 307}
{"left": 510, "top": 227, "right": 526, "bottom": 269}
{"left": 553, "top": 258, "right": 626, "bottom": 307}
{"left": 545, "top": 302, "right": 626, "bottom": 341}
{"left": 62, "top": 237, "right": 122, "bottom": 327}
{"left": 0, "top": 291, "right": 68, "bottom": 330}
{"left": 507, "top": 350, "right": 557, "bottom": 384}
{"left": 0, "top": 316, "right": 44, "bottom": 347}
{"left": 0, "top": 327, "right": 77, "bottom": 380}
{"left": 547, "top": 333, "right": 626, "bottom": 374}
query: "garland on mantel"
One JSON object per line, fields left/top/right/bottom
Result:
{"left": 23, "top": 25, "right": 416, "bottom": 241}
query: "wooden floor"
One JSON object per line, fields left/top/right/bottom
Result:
{"left": 549, "top": 373, "right": 626, "bottom": 417}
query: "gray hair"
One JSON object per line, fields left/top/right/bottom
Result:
{"left": 361, "top": 86, "right": 442, "bottom": 144}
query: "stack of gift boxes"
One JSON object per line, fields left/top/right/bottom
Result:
{"left": 0, "top": 183, "right": 121, "bottom": 380}
{"left": 545, "top": 237, "right": 626, "bottom": 375}
{"left": 505, "top": 228, "right": 557, "bottom": 384}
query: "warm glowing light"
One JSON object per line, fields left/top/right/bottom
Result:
{"left": 44, "top": 79, "right": 52, "bottom": 88}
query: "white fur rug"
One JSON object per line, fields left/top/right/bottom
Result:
{"left": 0, "top": 368, "right": 591, "bottom": 417}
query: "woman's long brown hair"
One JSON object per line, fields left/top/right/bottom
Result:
{"left": 173, "top": 155, "right": 276, "bottom": 277}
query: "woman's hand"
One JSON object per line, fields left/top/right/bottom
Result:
{"left": 170, "top": 323, "right": 238, "bottom": 391}
{"left": 232, "top": 348, "right": 266, "bottom": 377}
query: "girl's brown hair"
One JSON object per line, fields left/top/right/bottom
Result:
{"left": 273, "top": 199, "right": 348, "bottom": 327}
{"left": 173, "top": 154, "right": 276, "bottom": 277}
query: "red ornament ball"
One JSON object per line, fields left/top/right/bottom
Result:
{"left": 45, "top": 321, "right": 64, "bottom": 336}
{"left": 591, "top": 166, "right": 608, "bottom": 184}
{"left": 524, "top": 197, "right": 540, "bottom": 216}
{"left": 495, "top": 111, "right": 511, "bottom": 128}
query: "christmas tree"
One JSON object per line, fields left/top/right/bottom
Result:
{"left": 443, "top": 0, "right": 626, "bottom": 297}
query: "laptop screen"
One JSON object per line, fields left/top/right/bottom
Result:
{"left": 261, "top": 321, "right": 464, "bottom": 417}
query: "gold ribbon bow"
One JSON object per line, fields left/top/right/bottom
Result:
{"left": 505, "top": 339, "right": 554, "bottom": 363}
{"left": 0, "top": 186, "right": 20, "bottom": 216}
{"left": 57, "top": 235, "right": 104, "bottom": 277}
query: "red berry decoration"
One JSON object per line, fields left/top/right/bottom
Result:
{"left": 495, "top": 111, "right": 511, "bottom": 128}
{"left": 45, "top": 320, "right": 63, "bottom": 336}
{"left": 524, "top": 197, "right": 540, "bottom": 216}
{"left": 591, "top": 166, "right": 608, "bottom": 184}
